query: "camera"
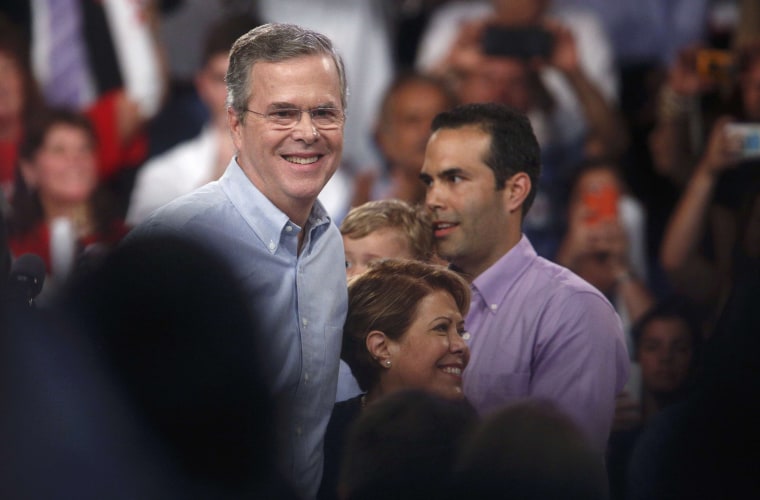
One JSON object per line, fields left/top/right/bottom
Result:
{"left": 481, "top": 26, "right": 554, "bottom": 60}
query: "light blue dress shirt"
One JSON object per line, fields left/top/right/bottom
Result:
{"left": 132, "top": 158, "right": 348, "bottom": 499}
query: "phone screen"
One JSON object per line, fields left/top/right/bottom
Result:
{"left": 582, "top": 183, "right": 619, "bottom": 225}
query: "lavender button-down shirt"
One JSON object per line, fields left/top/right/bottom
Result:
{"left": 463, "top": 235, "right": 629, "bottom": 450}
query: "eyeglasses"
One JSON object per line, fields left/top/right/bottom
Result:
{"left": 245, "top": 107, "right": 345, "bottom": 130}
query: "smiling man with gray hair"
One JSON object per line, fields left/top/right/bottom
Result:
{"left": 130, "top": 23, "right": 349, "bottom": 499}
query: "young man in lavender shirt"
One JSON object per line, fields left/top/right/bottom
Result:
{"left": 420, "top": 102, "right": 629, "bottom": 451}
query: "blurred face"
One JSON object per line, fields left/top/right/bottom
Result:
{"left": 343, "top": 227, "right": 414, "bottom": 279}
{"left": 228, "top": 54, "right": 344, "bottom": 223}
{"left": 384, "top": 290, "right": 469, "bottom": 399}
{"left": 421, "top": 126, "right": 513, "bottom": 278}
{"left": 638, "top": 318, "right": 694, "bottom": 395}
{"left": 21, "top": 123, "right": 97, "bottom": 206}
{"left": 0, "top": 50, "right": 24, "bottom": 123}
{"left": 376, "top": 81, "right": 451, "bottom": 175}
{"left": 456, "top": 57, "right": 532, "bottom": 112}
{"left": 741, "top": 58, "right": 760, "bottom": 121}
{"left": 196, "top": 53, "right": 230, "bottom": 125}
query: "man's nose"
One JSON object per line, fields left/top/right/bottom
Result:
{"left": 292, "top": 111, "right": 319, "bottom": 144}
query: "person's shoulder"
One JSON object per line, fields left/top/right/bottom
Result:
{"left": 132, "top": 183, "right": 229, "bottom": 233}
{"left": 533, "top": 256, "right": 612, "bottom": 302}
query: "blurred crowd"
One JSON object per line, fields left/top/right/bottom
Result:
{"left": 2, "top": 1, "right": 760, "bottom": 499}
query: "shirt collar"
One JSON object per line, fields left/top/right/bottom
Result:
{"left": 219, "top": 158, "right": 333, "bottom": 254}
{"left": 470, "top": 234, "right": 536, "bottom": 311}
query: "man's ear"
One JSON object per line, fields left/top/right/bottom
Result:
{"left": 366, "top": 330, "right": 392, "bottom": 366}
{"left": 227, "top": 107, "right": 244, "bottom": 152}
{"left": 503, "top": 172, "right": 531, "bottom": 214}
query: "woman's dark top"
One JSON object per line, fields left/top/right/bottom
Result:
{"left": 317, "top": 394, "right": 364, "bottom": 500}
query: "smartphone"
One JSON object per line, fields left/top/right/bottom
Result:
{"left": 724, "top": 123, "right": 760, "bottom": 158}
{"left": 696, "top": 49, "right": 736, "bottom": 83}
{"left": 481, "top": 25, "right": 554, "bottom": 60}
{"left": 582, "top": 182, "right": 619, "bottom": 225}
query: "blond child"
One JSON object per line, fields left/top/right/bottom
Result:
{"left": 340, "top": 199, "right": 434, "bottom": 278}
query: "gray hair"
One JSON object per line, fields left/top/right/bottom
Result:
{"left": 225, "top": 23, "right": 348, "bottom": 122}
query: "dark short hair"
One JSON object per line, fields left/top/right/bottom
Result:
{"left": 377, "top": 71, "right": 457, "bottom": 126}
{"left": 431, "top": 102, "right": 541, "bottom": 215}
{"left": 342, "top": 259, "right": 470, "bottom": 392}
{"left": 340, "top": 389, "right": 477, "bottom": 500}
{"left": 451, "top": 400, "right": 607, "bottom": 500}
{"left": 18, "top": 108, "right": 97, "bottom": 163}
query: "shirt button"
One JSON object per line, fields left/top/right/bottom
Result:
{"left": 490, "top": 304, "right": 498, "bottom": 311}
{"left": 268, "top": 241, "right": 276, "bottom": 251}
{"left": 304, "top": 373, "right": 310, "bottom": 382}
{"left": 302, "top": 318, "right": 308, "bottom": 326}
{"left": 285, "top": 225, "right": 293, "bottom": 232}
{"left": 462, "top": 332, "right": 472, "bottom": 341}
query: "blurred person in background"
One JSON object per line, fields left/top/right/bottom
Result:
{"left": 449, "top": 400, "right": 608, "bottom": 500}
{"left": 417, "top": 0, "right": 627, "bottom": 258}
{"left": 352, "top": 71, "right": 457, "bottom": 207}
{"left": 6, "top": 109, "right": 128, "bottom": 299}
{"left": 127, "top": 14, "right": 261, "bottom": 225}
{"left": 1, "top": 233, "right": 297, "bottom": 499}
{"left": 657, "top": 45, "right": 760, "bottom": 326}
{"left": 0, "top": 1, "right": 167, "bottom": 216}
{"left": 0, "top": 14, "right": 44, "bottom": 200}
{"left": 337, "top": 389, "right": 477, "bottom": 500}
{"left": 417, "top": 0, "right": 625, "bottom": 158}
{"left": 607, "top": 296, "right": 703, "bottom": 500}
{"left": 555, "top": 158, "right": 654, "bottom": 347}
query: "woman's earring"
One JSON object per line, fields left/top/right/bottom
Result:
{"left": 384, "top": 360, "right": 392, "bottom": 367}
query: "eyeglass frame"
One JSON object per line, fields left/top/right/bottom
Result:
{"left": 244, "top": 106, "right": 345, "bottom": 130}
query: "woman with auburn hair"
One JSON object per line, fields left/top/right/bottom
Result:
{"left": 6, "top": 109, "right": 128, "bottom": 296}
{"left": 318, "top": 259, "right": 472, "bottom": 500}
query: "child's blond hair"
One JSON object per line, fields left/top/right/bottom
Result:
{"left": 340, "top": 199, "right": 434, "bottom": 261}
